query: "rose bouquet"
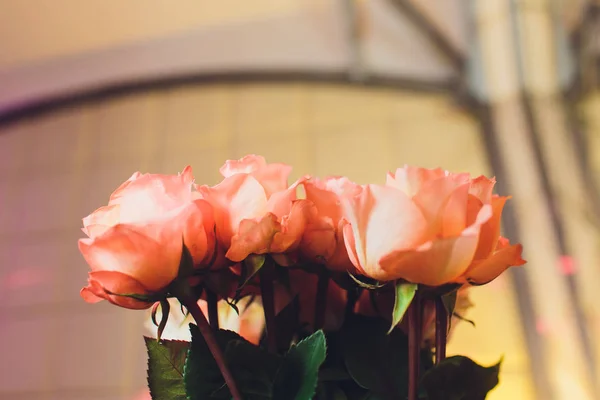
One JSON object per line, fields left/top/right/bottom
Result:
{"left": 78, "top": 155, "right": 525, "bottom": 400}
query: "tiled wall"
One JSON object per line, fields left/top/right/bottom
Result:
{"left": 0, "top": 83, "right": 531, "bottom": 399}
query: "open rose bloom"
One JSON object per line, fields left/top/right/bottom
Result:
{"left": 77, "top": 155, "right": 525, "bottom": 400}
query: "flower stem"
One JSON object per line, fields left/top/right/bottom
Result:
{"left": 260, "top": 259, "right": 278, "bottom": 353}
{"left": 206, "top": 288, "right": 220, "bottom": 330}
{"left": 176, "top": 290, "right": 242, "bottom": 400}
{"left": 408, "top": 289, "right": 422, "bottom": 400}
{"left": 314, "top": 271, "right": 329, "bottom": 330}
{"left": 435, "top": 297, "right": 448, "bottom": 365}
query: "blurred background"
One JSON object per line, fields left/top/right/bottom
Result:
{"left": 0, "top": 0, "right": 599, "bottom": 399}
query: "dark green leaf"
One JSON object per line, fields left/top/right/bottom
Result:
{"left": 420, "top": 356, "right": 502, "bottom": 400}
{"left": 342, "top": 314, "right": 407, "bottom": 398}
{"left": 273, "top": 330, "right": 328, "bottom": 400}
{"left": 389, "top": 283, "right": 417, "bottom": 333}
{"left": 183, "top": 324, "right": 241, "bottom": 400}
{"left": 347, "top": 272, "right": 386, "bottom": 290}
{"left": 145, "top": 337, "right": 189, "bottom": 400}
{"left": 220, "top": 339, "right": 282, "bottom": 400}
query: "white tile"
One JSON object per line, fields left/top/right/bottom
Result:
{"left": 0, "top": 316, "right": 54, "bottom": 392}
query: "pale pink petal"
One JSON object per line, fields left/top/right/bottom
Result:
{"left": 386, "top": 166, "right": 446, "bottom": 197}
{"left": 199, "top": 174, "right": 268, "bottom": 248}
{"left": 82, "top": 204, "right": 121, "bottom": 238}
{"left": 341, "top": 185, "right": 428, "bottom": 280}
{"left": 469, "top": 175, "right": 496, "bottom": 204}
{"left": 219, "top": 155, "right": 268, "bottom": 177}
{"left": 266, "top": 178, "right": 303, "bottom": 219}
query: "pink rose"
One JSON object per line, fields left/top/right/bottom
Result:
{"left": 341, "top": 166, "right": 524, "bottom": 286}
{"left": 198, "top": 155, "right": 311, "bottom": 262}
{"left": 300, "top": 177, "right": 361, "bottom": 272}
{"left": 79, "top": 167, "right": 216, "bottom": 309}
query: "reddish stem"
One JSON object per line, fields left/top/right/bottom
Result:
{"left": 178, "top": 292, "right": 242, "bottom": 400}
{"left": 314, "top": 271, "right": 329, "bottom": 330}
{"left": 206, "top": 288, "right": 220, "bottom": 330}
{"left": 435, "top": 297, "right": 448, "bottom": 365}
{"left": 408, "top": 290, "right": 422, "bottom": 400}
{"left": 260, "top": 261, "right": 278, "bottom": 353}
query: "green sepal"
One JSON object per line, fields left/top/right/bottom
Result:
{"left": 273, "top": 330, "right": 328, "bottom": 400}
{"left": 420, "top": 355, "right": 502, "bottom": 400}
{"left": 389, "top": 282, "right": 418, "bottom": 334}
{"left": 151, "top": 299, "right": 171, "bottom": 342}
{"left": 347, "top": 272, "right": 386, "bottom": 290}
{"left": 237, "top": 254, "right": 266, "bottom": 291}
{"left": 441, "top": 290, "right": 458, "bottom": 333}
{"left": 176, "top": 241, "right": 195, "bottom": 280}
{"left": 145, "top": 337, "right": 189, "bottom": 400}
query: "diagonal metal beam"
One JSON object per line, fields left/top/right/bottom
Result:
{"left": 387, "top": 0, "right": 465, "bottom": 71}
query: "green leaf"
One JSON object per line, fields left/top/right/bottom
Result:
{"left": 273, "top": 330, "right": 328, "bottom": 400}
{"left": 184, "top": 324, "right": 242, "bottom": 400}
{"left": 420, "top": 355, "right": 502, "bottom": 400}
{"left": 145, "top": 337, "right": 189, "bottom": 400}
{"left": 242, "top": 254, "right": 266, "bottom": 286}
{"left": 342, "top": 314, "right": 406, "bottom": 397}
{"left": 347, "top": 272, "right": 386, "bottom": 290}
{"left": 220, "top": 339, "right": 282, "bottom": 399}
{"left": 389, "top": 282, "right": 418, "bottom": 333}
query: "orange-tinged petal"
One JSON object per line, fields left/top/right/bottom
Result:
{"left": 413, "top": 174, "right": 470, "bottom": 233}
{"left": 199, "top": 174, "right": 268, "bottom": 248}
{"left": 378, "top": 234, "right": 479, "bottom": 285}
{"left": 465, "top": 241, "right": 525, "bottom": 284}
{"left": 441, "top": 183, "right": 470, "bottom": 238}
{"left": 78, "top": 224, "right": 180, "bottom": 292}
{"left": 473, "top": 195, "right": 508, "bottom": 260}
{"left": 377, "top": 204, "right": 492, "bottom": 284}
{"left": 266, "top": 178, "right": 303, "bottom": 219}
{"left": 341, "top": 184, "right": 428, "bottom": 280}
{"left": 178, "top": 199, "right": 216, "bottom": 266}
{"left": 271, "top": 199, "right": 313, "bottom": 254}
{"left": 81, "top": 270, "right": 153, "bottom": 309}
{"left": 226, "top": 214, "right": 280, "bottom": 262}
{"left": 80, "top": 287, "right": 104, "bottom": 304}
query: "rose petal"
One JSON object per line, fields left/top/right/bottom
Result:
{"left": 465, "top": 241, "right": 525, "bottom": 284}
{"left": 441, "top": 183, "right": 470, "bottom": 237}
{"left": 473, "top": 195, "right": 508, "bottom": 260}
{"left": 199, "top": 174, "right": 268, "bottom": 248}
{"left": 469, "top": 175, "right": 496, "bottom": 204}
{"left": 82, "top": 204, "right": 121, "bottom": 238}
{"left": 226, "top": 214, "right": 280, "bottom": 262}
{"left": 413, "top": 174, "right": 470, "bottom": 232}
{"left": 341, "top": 184, "right": 428, "bottom": 279}
{"left": 78, "top": 224, "right": 180, "bottom": 292}
{"left": 386, "top": 166, "right": 446, "bottom": 197}
{"left": 81, "top": 270, "right": 153, "bottom": 309}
